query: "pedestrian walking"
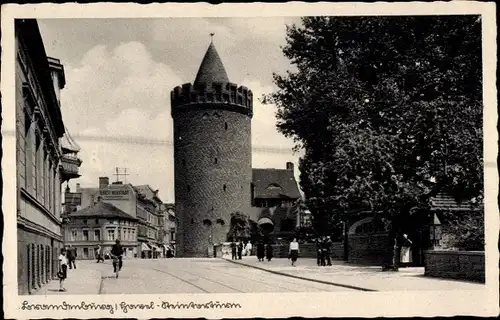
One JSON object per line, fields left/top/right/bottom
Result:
{"left": 237, "top": 241, "right": 243, "bottom": 260}
{"left": 67, "top": 245, "right": 77, "bottom": 269}
{"left": 231, "top": 241, "right": 237, "bottom": 260}
{"left": 57, "top": 248, "right": 68, "bottom": 292}
{"left": 96, "top": 245, "right": 104, "bottom": 263}
{"left": 265, "top": 243, "right": 273, "bottom": 262}
{"left": 289, "top": 238, "right": 299, "bottom": 267}
{"left": 325, "top": 237, "right": 332, "bottom": 266}
{"left": 316, "top": 239, "right": 322, "bottom": 266}
{"left": 257, "top": 241, "right": 265, "bottom": 261}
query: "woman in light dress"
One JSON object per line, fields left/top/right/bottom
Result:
{"left": 400, "top": 234, "right": 413, "bottom": 266}
{"left": 289, "top": 238, "right": 300, "bottom": 267}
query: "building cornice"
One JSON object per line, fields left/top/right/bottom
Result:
{"left": 16, "top": 19, "right": 65, "bottom": 137}
{"left": 17, "top": 216, "right": 63, "bottom": 240}
{"left": 20, "top": 187, "right": 61, "bottom": 225}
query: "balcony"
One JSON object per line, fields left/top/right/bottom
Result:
{"left": 60, "top": 153, "right": 82, "bottom": 181}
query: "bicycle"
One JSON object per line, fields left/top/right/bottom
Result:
{"left": 110, "top": 254, "right": 123, "bottom": 278}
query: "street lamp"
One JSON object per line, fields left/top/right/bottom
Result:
{"left": 429, "top": 213, "right": 442, "bottom": 249}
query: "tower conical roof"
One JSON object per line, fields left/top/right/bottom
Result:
{"left": 194, "top": 42, "right": 229, "bottom": 85}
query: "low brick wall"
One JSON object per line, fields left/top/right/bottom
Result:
{"left": 424, "top": 250, "right": 485, "bottom": 283}
{"left": 348, "top": 232, "right": 389, "bottom": 265}
{"left": 263, "top": 235, "right": 388, "bottom": 265}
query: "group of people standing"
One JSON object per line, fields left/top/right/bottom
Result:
{"left": 256, "top": 241, "right": 274, "bottom": 262}
{"left": 230, "top": 241, "right": 249, "bottom": 260}
{"left": 316, "top": 237, "right": 333, "bottom": 267}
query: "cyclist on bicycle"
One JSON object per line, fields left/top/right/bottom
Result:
{"left": 110, "top": 239, "right": 124, "bottom": 277}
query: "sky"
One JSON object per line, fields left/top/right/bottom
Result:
{"left": 36, "top": 17, "right": 304, "bottom": 202}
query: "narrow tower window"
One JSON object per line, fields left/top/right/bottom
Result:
{"left": 223, "top": 184, "right": 227, "bottom": 192}
{"left": 224, "top": 122, "right": 228, "bottom": 130}
{"left": 191, "top": 218, "right": 195, "bottom": 224}
{"left": 214, "top": 158, "right": 218, "bottom": 164}
{"left": 187, "top": 185, "right": 191, "bottom": 192}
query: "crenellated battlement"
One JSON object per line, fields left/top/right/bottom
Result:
{"left": 171, "top": 82, "right": 253, "bottom": 117}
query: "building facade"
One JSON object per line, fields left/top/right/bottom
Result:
{"left": 162, "top": 203, "right": 176, "bottom": 256}
{"left": 62, "top": 201, "right": 138, "bottom": 259}
{"left": 75, "top": 177, "right": 167, "bottom": 258}
{"left": 249, "top": 162, "right": 306, "bottom": 239}
{"left": 171, "top": 40, "right": 254, "bottom": 257}
{"left": 15, "top": 19, "right": 81, "bottom": 295}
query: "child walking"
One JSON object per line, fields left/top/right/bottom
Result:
{"left": 58, "top": 248, "right": 68, "bottom": 292}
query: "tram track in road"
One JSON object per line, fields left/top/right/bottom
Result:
{"left": 201, "top": 261, "right": 321, "bottom": 292}
{"left": 150, "top": 266, "right": 245, "bottom": 293}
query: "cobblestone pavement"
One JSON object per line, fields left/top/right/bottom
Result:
{"left": 33, "top": 256, "right": 485, "bottom": 295}
{"left": 99, "top": 258, "right": 358, "bottom": 294}
{"left": 227, "top": 256, "right": 486, "bottom": 291}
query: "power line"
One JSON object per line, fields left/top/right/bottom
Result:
{"left": 2, "top": 131, "right": 299, "bottom": 155}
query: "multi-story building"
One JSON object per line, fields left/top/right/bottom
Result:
{"left": 249, "top": 162, "right": 304, "bottom": 239}
{"left": 61, "top": 199, "right": 138, "bottom": 259}
{"left": 15, "top": 19, "right": 81, "bottom": 295}
{"left": 162, "top": 203, "right": 176, "bottom": 256}
{"left": 75, "top": 177, "right": 167, "bottom": 258}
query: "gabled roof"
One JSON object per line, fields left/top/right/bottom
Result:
{"left": 252, "top": 168, "right": 301, "bottom": 199}
{"left": 194, "top": 42, "right": 229, "bottom": 85}
{"left": 66, "top": 201, "right": 138, "bottom": 221}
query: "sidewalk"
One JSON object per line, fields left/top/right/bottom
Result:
{"left": 34, "top": 260, "right": 103, "bottom": 295}
{"left": 226, "top": 256, "right": 485, "bottom": 291}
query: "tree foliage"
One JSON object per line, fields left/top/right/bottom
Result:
{"left": 266, "top": 16, "right": 483, "bottom": 246}
{"left": 228, "top": 212, "right": 251, "bottom": 240}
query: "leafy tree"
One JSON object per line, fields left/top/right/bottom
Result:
{"left": 265, "top": 16, "right": 483, "bottom": 269}
{"left": 228, "top": 212, "right": 251, "bottom": 241}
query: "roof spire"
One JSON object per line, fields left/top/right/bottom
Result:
{"left": 194, "top": 40, "right": 229, "bottom": 86}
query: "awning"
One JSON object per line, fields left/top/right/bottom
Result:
{"left": 258, "top": 217, "right": 273, "bottom": 225}
{"left": 141, "top": 243, "right": 151, "bottom": 251}
{"left": 150, "top": 244, "right": 160, "bottom": 251}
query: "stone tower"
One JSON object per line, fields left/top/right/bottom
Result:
{"left": 171, "top": 40, "right": 253, "bottom": 257}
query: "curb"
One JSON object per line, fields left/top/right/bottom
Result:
{"left": 224, "top": 259, "right": 377, "bottom": 292}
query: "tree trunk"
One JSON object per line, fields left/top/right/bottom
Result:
{"left": 382, "top": 219, "right": 400, "bottom": 271}
{"left": 343, "top": 220, "right": 349, "bottom": 261}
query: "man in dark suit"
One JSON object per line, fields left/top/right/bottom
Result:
{"left": 67, "top": 245, "right": 77, "bottom": 269}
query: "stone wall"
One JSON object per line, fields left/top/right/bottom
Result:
{"left": 424, "top": 250, "right": 485, "bottom": 283}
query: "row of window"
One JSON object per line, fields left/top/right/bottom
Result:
{"left": 80, "top": 218, "right": 136, "bottom": 226}
{"left": 137, "top": 225, "right": 158, "bottom": 239}
{"left": 253, "top": 199, "right": 295, "bottom": 208}
{"left": 21, "top": 104, "right": 60, "bottom": 215}
{"left": 137, "top": 205, "right": 162, "bottom": 227}
{"left": 69, "top": 227, "right": 136, "bottom": 242}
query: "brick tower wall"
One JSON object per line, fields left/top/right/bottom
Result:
{"left": 172, "top": 83, "right": 252, "bottom": 257}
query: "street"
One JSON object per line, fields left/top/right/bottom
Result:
{"left": 97, "top": 258, "right": 356, "bottom": 294}
{"left": 34, "top": 257, "right": 484, "bottom": 296}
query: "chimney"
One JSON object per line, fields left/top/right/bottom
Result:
{"left": 76, "top": 183, "right": 81, "bottom": 192}
{"left": 286, "top": 162, "right": 294, "bottom": 171}
{"left": 99, "top": 177, "right": 109, "bottom": 189}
